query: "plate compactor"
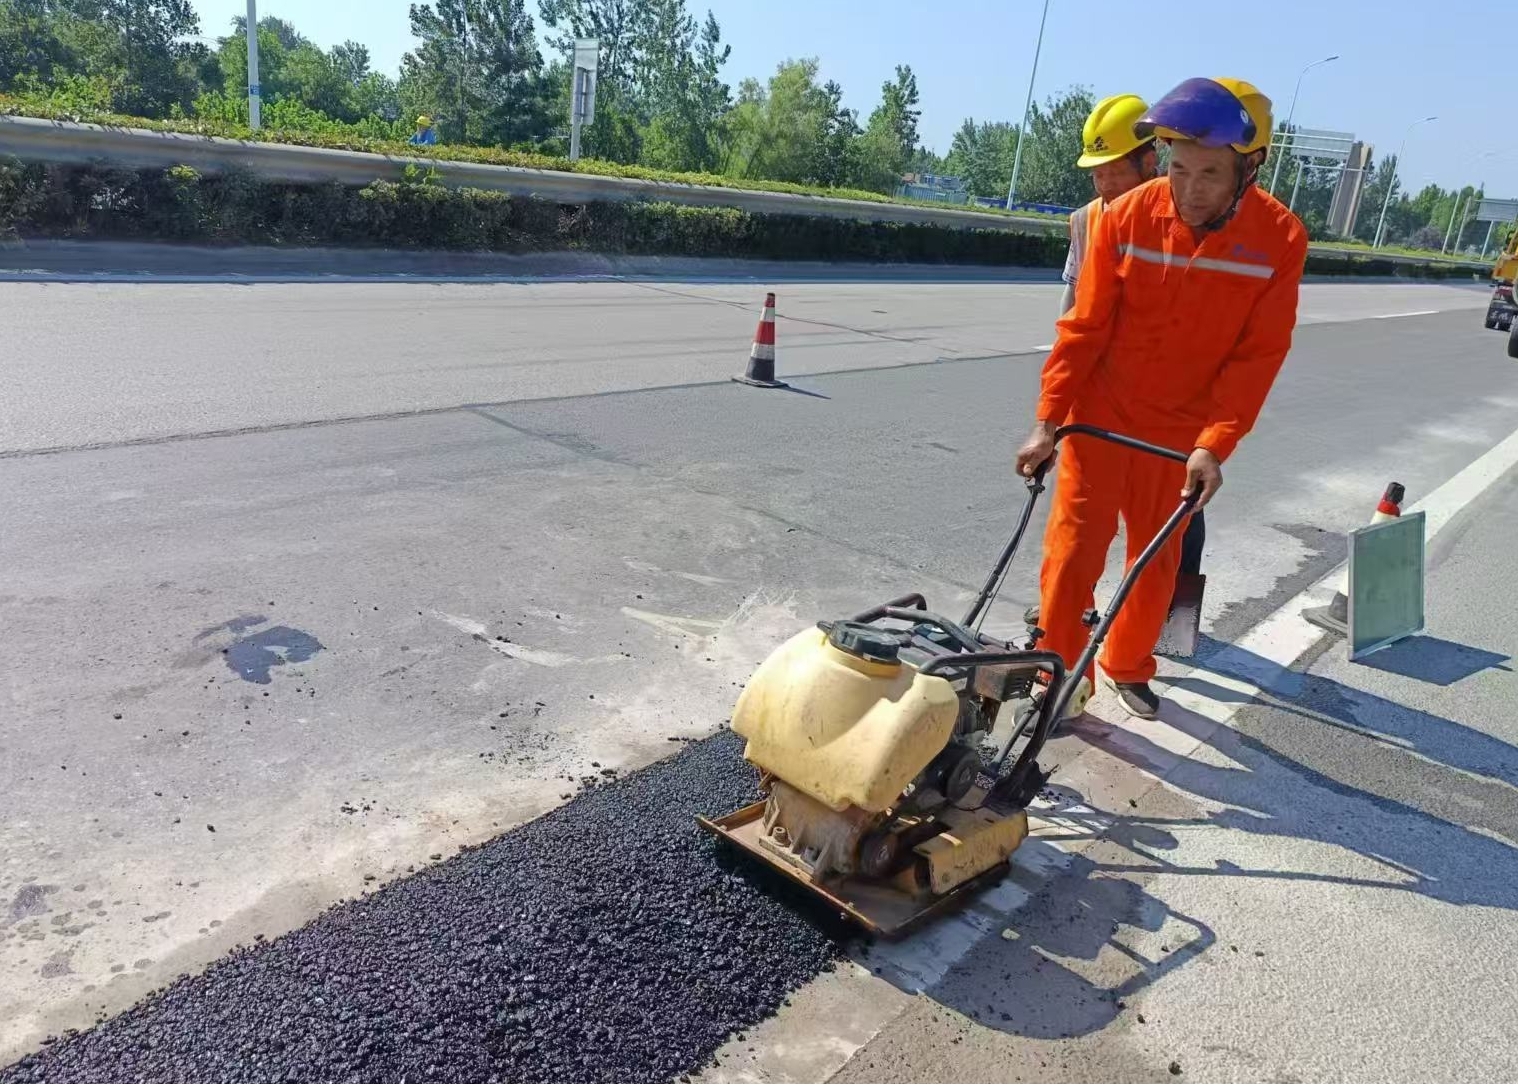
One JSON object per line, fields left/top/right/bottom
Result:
{"left": 699, "top": 426, "right": 1198, "bottom": 937}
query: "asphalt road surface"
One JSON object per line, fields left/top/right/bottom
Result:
{"left": 3, "top": 272, "right": 1516, "bottom": 1082}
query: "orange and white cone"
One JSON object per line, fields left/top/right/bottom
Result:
{"left": 733, "top": 292, "right": 787, "bottom": 388}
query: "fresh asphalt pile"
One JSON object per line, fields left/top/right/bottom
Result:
{"left": 2, "top": 732, "right": 850, "bottom": 1084}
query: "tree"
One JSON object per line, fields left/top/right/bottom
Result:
{"left": 401, "top": 0, "right": 552, "bottom": 146}
{"left": 724, "top": 58, "right": 833, "bottom": 184}
{"left": 636, "top": 5, "right": 729, "bottom": 172}
{"left": 229, "top": 12, "right": 305, "bottom": 49}
{"left": 2, "top": 0, "right": 207, "bottom": 115}
{"left": 538, "top": 0, "right": 642, "bottom": 93}
{"left": 809, "top": 79, "right": 858, "bottom": 189}
{"left": 0, "top": 1, "right": 77, "bottom": 89}
{"left": 1013, "top": 85, "right": 1094, "bottom": 207}
{"left": 851, "top": 64, "right": 922, "bottom": 193}
{"left": 1352, "top": 155, "right": 1425, "bottom": 244}
{"left": 538, "top": 0, "right": 731, "bottom": 168}
{"left": 944, "top": 118, "right": 1017, "bottom": 197}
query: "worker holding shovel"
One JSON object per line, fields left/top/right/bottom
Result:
{"left": 1016, "top": 77, "right": 1308, "bottom": 720}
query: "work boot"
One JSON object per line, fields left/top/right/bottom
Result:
{"left": 1104, "top": 676, "right": 1160, "bottom": 720}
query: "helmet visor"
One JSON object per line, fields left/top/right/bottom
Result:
{"left": 1133, "top": 78, "right": 1256, "bottom": 149}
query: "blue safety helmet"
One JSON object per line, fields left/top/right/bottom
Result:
{"left": 1132, "top": 77, "right": 1268, "bottom": 155}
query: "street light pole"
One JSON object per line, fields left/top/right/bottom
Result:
{"left": 1443, "top": 189, "right": 1463, "bottom": 253}
{"left": 245, "top": 0, "right": 260, "bottom": 130}
{"left": 1268, "top": 54, "right": 1339, "bottom": 196}
{"left": 1373, "top": 115, "right": 1436, "bottom": 248}
{"left": 1452, "top": 184, "right": 1480, "bottom": 254}
{"left": 1006, "top": 0, "right": 1050, "bottom": 210}
{"left": 1443, "top": 151, "right": 1500, "bottom": 253}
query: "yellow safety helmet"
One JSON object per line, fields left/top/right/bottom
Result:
{"left": 416, "top": 115, "right": 432, "bottom": 128}
{"left": 1076, "top": 93, "right": 1156, "bottom": 168}
{"left": 1212, "top": 78, "right": 1272, "bottom": 156}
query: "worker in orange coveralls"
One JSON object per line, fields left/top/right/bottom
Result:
{"left": 1014, "top": 77, "right": 1309, "bottom": 720}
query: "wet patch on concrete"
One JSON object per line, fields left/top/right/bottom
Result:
{"left": 1203, "top": 523, "right": 1345, "bottom": 648}
{"left": 4, "top": 886, "right": 57, "bottom": 928}
{"left": 38, "top": 951, "right": 73, "bottom": 979}
{"left": 1, "top": 732, "right": 852, "bottom": 1084}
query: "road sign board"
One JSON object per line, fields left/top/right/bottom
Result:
{"left": 1475, "top": 198, "right": 1518, "bottom": 223}
{"left": 572, "top": 38, "right": 599, "bottom": 125}
{"left": 1348, "top": 512, "right": 1426, "bottom": 661}
{"left": 1288, "top": 127, "right": 1354, "bottom": 163}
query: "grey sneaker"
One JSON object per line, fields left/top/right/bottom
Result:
{"left": 1104, "top": 676, "right": 1160, "bottom": 719}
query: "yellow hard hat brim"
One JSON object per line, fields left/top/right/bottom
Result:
{"left": 1076, "top": 139, "right": 1155, "bottom": 169}
{"left": 1077, "top": 148, "right": 1127, "bottom": 167}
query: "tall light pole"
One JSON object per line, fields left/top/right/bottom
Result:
{"left": 1372, "top": 115, "right": 1437, "bottom": 248}
{"left": 1268, "top": 54, "right": 1339, "bottom": 196}
{"left": 1006, "top": 0, "right": 1051, "bottom": 210}
{"left": 245, "top": 0, "right": 260, "bottom": 130}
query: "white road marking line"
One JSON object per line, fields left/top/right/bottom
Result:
{"left": 1369, "top": 309, "right": 1439, "bottom": 319}
{"left": 1159, "top": 420, "right": 1518, "bottom": 756}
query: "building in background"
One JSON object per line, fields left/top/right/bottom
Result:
{"left": 897, "top": 172, "right": 970, "bottom": 204}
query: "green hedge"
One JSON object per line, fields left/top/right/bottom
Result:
{"left": 1303, "top": 251, "right": 1469, "bottom": 280}
{"left": 0, "top": 160, "right": 1068, "bottom": 266}
{"left": 0, "top": 160, "right": 1482, "bottom": 278}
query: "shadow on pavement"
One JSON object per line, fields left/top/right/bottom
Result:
{"left": 886, "top": 627, "right": 1518, "bottom": 1041}
{"left": 1178, "top": 632, "right": 1518, "bottom": 790}
{"left": 1349, "top": 633, "right": 1511, "bottom": 685}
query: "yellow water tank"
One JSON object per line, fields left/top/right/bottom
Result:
{"left": 731, "top": 623, "right": 959, "bottom": 814}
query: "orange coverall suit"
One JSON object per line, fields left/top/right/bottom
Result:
{"left": 1035, "top": 176, "right": 1309, "bottom": 686}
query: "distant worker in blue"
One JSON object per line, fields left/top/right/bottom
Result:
{"left": 409, "top": 115, "right": 437, "bottom": 146}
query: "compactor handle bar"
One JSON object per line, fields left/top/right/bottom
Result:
{"left": 962, "top": 425, "right": 1195, "bottom": 631}
{"left": 1027, "top": 424, "right": 1191, "bottom": 486}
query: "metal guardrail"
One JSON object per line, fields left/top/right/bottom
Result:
{"left": 0, "top": 114, "right": 1068, "bottom": 237}
{"left": 0, "top": 114, "right": 1495, "bottom": 274}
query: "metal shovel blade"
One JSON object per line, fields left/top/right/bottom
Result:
{"left": 1155, "top": 572, "right": 1205, "bottom": 657}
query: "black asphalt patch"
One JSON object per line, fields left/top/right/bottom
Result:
{"left": 2, "top": 732, "right": 849, "bottom": 1083}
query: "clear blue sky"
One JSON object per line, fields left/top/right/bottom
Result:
{"left": 191, "top": 0, "right": 1518, "bottom": 197}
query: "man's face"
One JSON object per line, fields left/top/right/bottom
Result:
{"left": 1090, "top": 156, "right": 1146, "bottom": 203}
{"left": 1167, "top": 141, "right": 1242, "bottom": 227}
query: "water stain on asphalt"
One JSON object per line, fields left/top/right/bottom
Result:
{"left": 222, "top": 624, "right": 324, "bottom": 684}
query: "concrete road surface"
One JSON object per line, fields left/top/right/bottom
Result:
{"left": 3, "top": 272, "right": 1516, "bottom": 1081}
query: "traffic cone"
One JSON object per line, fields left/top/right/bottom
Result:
{"left": 732, "top": 292, "right": 787, "bottom": 389}
{"left": 1305, "top": 481, "right": 1404, "bottom": 635}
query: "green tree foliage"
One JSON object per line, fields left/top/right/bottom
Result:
{"left": 944, "top": 119, "right": 1017, "bottom": 198}
{"left": 1, "top": 0, "right": 205, "bottom": 115}
{"left": 399, "top": 0, "right": 553, "bottom": 147}
{"left": 852, "top": 65, "right": 920, "bottom": 193}
{"left": 1014, "top": 86, "right": 1094, "bottom": 207}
